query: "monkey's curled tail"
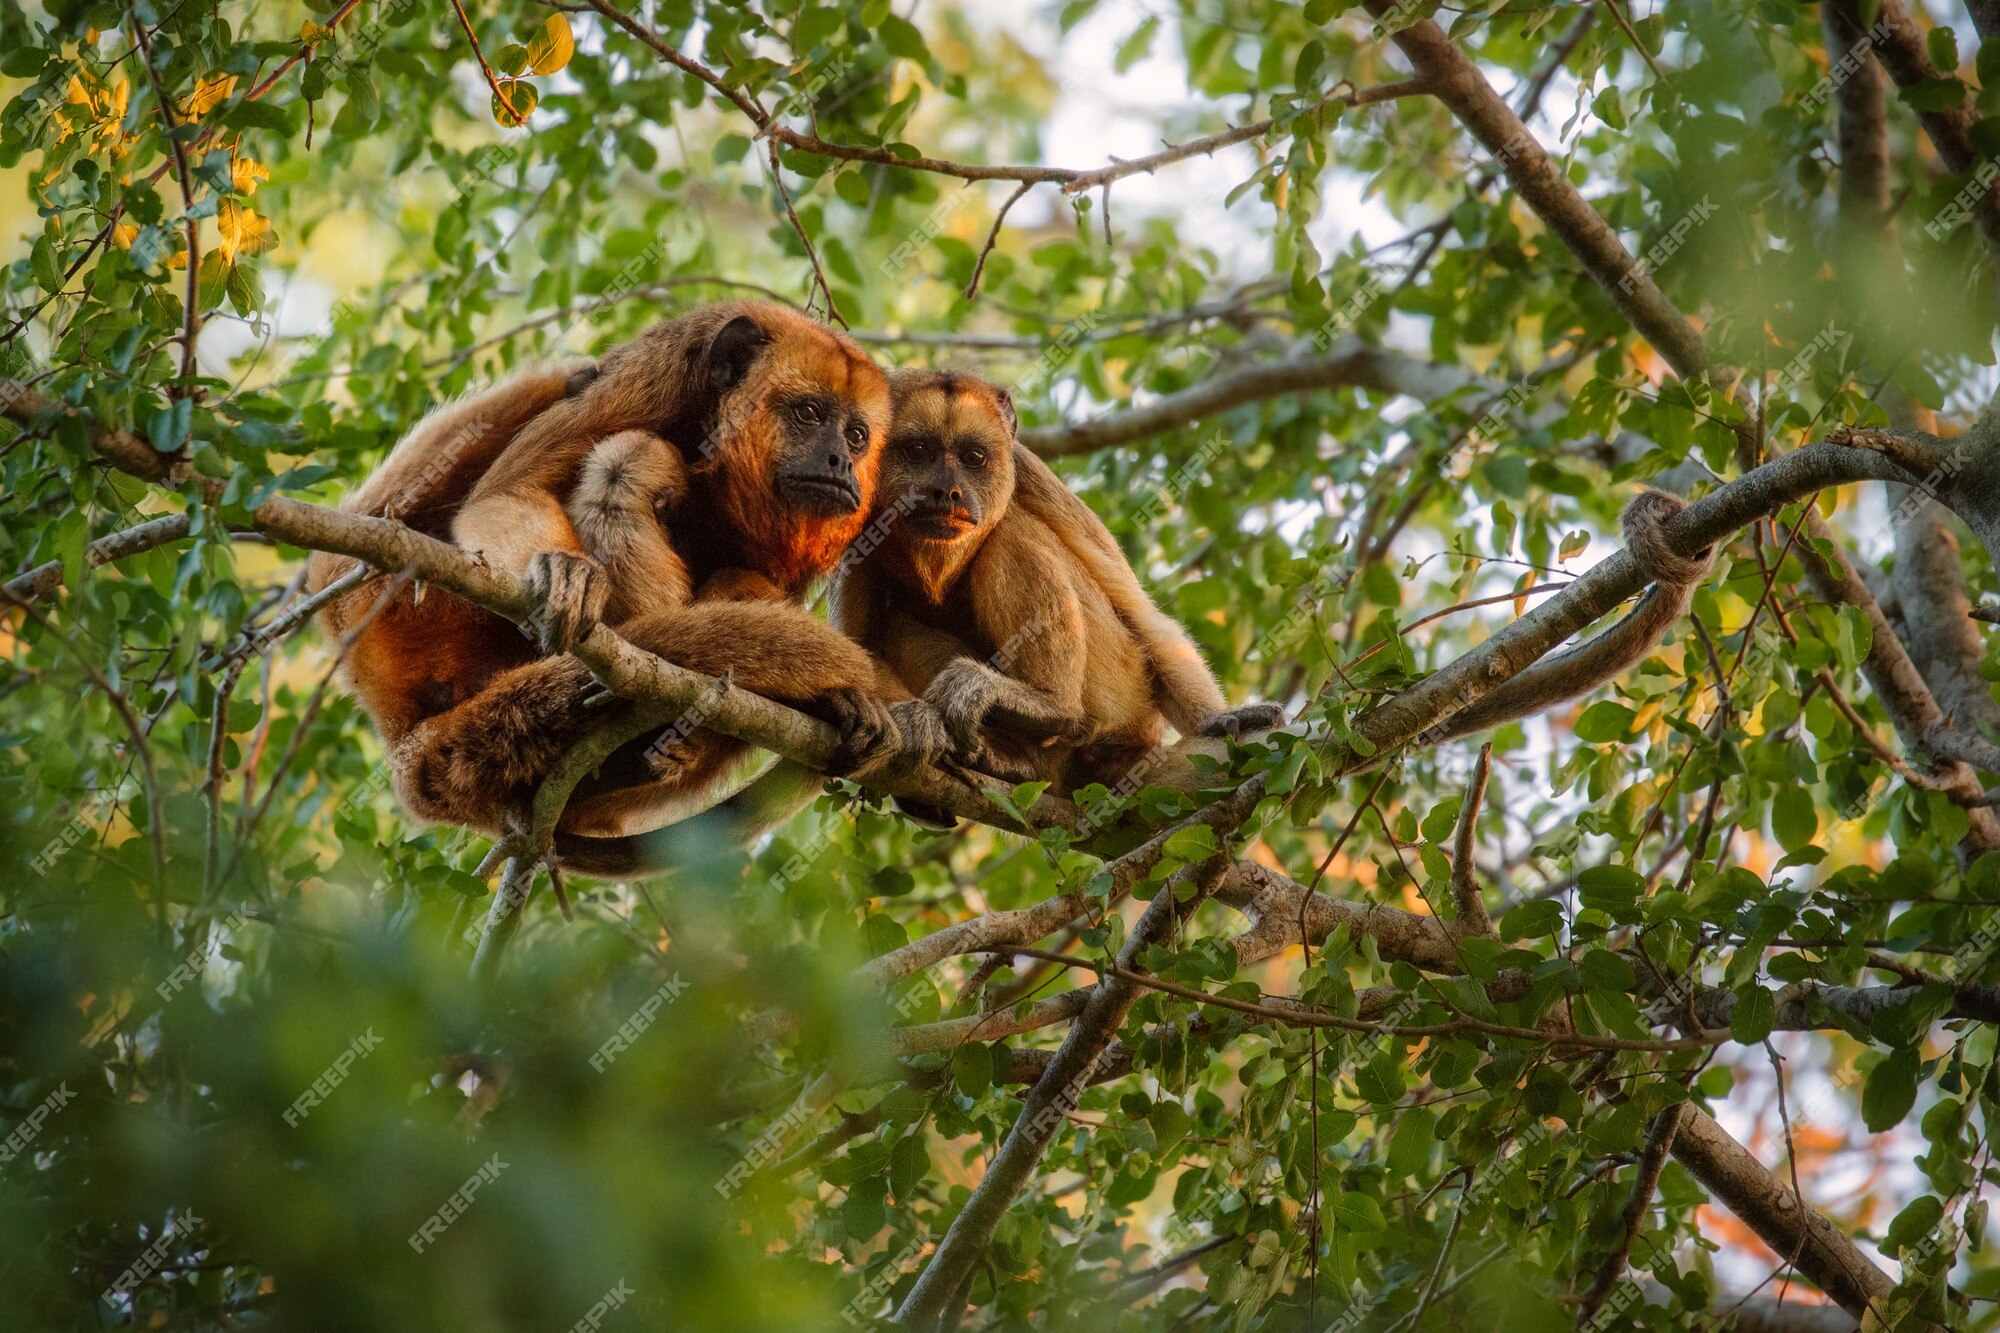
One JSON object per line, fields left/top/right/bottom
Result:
{"left": 1424, "top": 488, "right": 1716, "bottom": 745}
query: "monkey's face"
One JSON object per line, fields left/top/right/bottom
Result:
{"left": 881, "top": 371, "right": 1018, "bottom": 545}
{"left": 695, "top": 306, "right": 891, "bottom": 587}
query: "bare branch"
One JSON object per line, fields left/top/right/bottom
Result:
{"left": 1449, "top": 743, "right": 1495, "bottom": 936}
{"left": 5, "top": 512, "right": 194, "bottom": 603}
{"left": 1669, "top": 1108, "right": 1896, "bottom": 1323}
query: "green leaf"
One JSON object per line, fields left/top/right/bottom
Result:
{"left": 1333, "top": 1191, "right": 1386, "bottom": 1233}
{"left": 952, "top": 1043, "right": 993, "bottom": 1099}
{"left": 1162, "top": 824, "right": 1219, "bottom": 863}
{"left": 1771, "top": 786, "right": 1818, "bottom": 853}
{"left": 1387, "top": 1107, "right": 1436, "bottom": 1177}
{"left": 880, "top": 15, "right": 929, "bottom": 64}
{"left": 221, "top": 100, "right": 298, "bottom": 134}
{"left": 1928, "top": 27, "right": 1959, "bottom": 76}
{"left": 1729, "top": 984, "right": 1775, "bottom": 1044}
{"left": 1864, "top": 1046, "right": 1922, "bottom": 1132}
{"left": 1115, "top": 17, "right": 1159, "bottom": 73}
{"left": 1577, "top": 865, "right": 1644, "bottom": 914}
{"left": 1902, "top": 77, "right": 1967, "bottom": 112}
{"left": 1501, "top": 899, "right": 1564, "bottom": 941}
{"left": 1579, "top": 950, "right": 1637, "bottom": 992}
{"left": 1574, "top": 701, "right": 1636, "bottom": 743}
{"left": 889, "top": 1134, "right": 931, "bottom": 1199}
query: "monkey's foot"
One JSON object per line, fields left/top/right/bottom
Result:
{"left": 1199, "top": 702, "right": 1287, "bottom": 740}
{"left": 525, "top": 550, "right": 609, "bottom": 655}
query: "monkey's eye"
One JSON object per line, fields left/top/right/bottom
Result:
{"left": 962, "top": 446, "right": 988, "bottom": 468}
{"left": 792, "top": 401, "right": 823, "bottom": 424}
{"left": 899, "top": 438, "right": 934, "bottom": 462}
{"left": 844, "top": 422, "right": 870, "bottom": 451}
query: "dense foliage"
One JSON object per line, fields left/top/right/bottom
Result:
{"left": 7, "top": 0, "right": 2000, "bottom": 1328}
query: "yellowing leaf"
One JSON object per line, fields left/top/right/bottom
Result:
{"left": 231, "top": 156, "right": 271, "bottom": 195}
{"left": 216, "top": 200, "right": 278, "bottom": 261}
{"left": 111, "top": 224, "right": 139, "bottom": 249}
{"left": 300, "top": 21, "right": 332, "bottom": 45}
{"left": 66, "top": 74, "right": 92, "bottom": 107}
{"left": 525, "top": 14, "right": 574, "bottom": 75}
{"left": 183, "top": 73, "right": 238, "bottom": 119}
{"left": 491, "top": 80, "right": 538, "bottom": 128}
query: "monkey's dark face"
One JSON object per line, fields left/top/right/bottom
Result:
{"left": 690, "top": 306, "right": 890, "bottom": 590}
{"left": 766, "top": 388, "right": 879, "bottom": 517}
{"left": 882, "top": 372, "right": 1018, "bottom": 545}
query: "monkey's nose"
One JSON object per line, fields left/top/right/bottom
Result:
{"left": 930, "top": 485, "right": 963, "bottom": 504}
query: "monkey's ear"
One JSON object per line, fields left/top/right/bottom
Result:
{"left": 708, "top": 315, "right": 772, "bottom": 390}
{"left": 564, "top": 364, "right": 601, "bottom": 396}
{"left": 991, "top": 385, "right": 1018, "bottom": 437}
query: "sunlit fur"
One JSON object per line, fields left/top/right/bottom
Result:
{"left": 305, "top": 301, "right": 898, "bottom": 838}
{"left": 835, "top": 368, "right": 1278, "bottom": 792}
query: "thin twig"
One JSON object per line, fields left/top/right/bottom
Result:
{"left": 130, "top": 17, "right": 202, "bottom": 395}
{"left": 447, "top": 0, "right": 523, "bottom": 124}
{"left": 764, "top": 137, "right": 845, "bottom": 326}
{"left": 964, "top": 180, "right": 1034, "bottom": 300}
{"left": 1450, "top": 742, "right": 1496, "bottom": 936}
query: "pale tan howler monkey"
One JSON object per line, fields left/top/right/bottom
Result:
{"left": 834, "top": 368, "right": 1283, "bottom": 790}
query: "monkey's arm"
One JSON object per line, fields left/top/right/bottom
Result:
{"left": 307, "top": 361, "right": 589, "bottom": 632}
{"left": 1427, "top": 489, "right": 1716, "bottom": 744}
{"left": 926, "top": 512, "right": 1092, "bottom": 756}
{"left": 452, "top": 388, "right": 653, "bottom": 652}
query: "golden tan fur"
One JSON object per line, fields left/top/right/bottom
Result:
{"left": 833, "top": 368, "right": 1280, "bottom": 791}
{"left": 306, "top": 300, "right": 908, "bottom": 840}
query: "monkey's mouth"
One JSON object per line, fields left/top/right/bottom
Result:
{"left": 779, "top": 473, "right": 864, "bottom": 515}
{"left": 908, "top": 507, "right": 976, "bottom": 540}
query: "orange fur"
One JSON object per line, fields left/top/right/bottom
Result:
{"left": 307, "top": 301, "right": 901, "bottom": 839}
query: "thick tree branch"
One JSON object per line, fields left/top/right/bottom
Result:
{"left": 1669, "top": 1108, "right": 1895, "bottom": 1322}
{"left": 1825, "top": 0, "right": 2000, "bottom": 260}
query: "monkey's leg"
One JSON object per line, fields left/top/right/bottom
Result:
{"left": 390, "top": 655, "right": 603, "bottom": 833}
